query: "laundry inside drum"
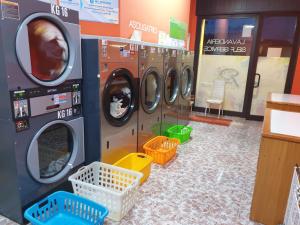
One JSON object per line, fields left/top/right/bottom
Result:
{"left": 109, "top": 76, "right": 132, "bottom": 119}
{"left": 27, "top": 18, "right": 69, "bottom": 81}
{"left": 38, "top": 124, "right": 73, "bottom": 178}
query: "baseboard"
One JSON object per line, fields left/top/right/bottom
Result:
{"left": 192, "top": 106, "right": 244, "bottom": 118}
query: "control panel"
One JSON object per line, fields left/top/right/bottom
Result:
{"left": 10, "top": 80, "right": 82, "bottom": 132}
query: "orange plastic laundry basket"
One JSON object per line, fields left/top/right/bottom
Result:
{"left": 143, "top": 136, "right": 180, "bottom": 165}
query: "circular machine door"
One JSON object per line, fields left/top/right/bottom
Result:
{"left": 141, "top": 67, "right": 162, "bottom": 114}
{"left": 16, "top": 13, "right": 75, "bottom": 86}
{"left": 181, "top": 65, "right": 194, "bottom": 99}
{"left": 103, "top": 68, "right": 137, "bottom": 127}
{"left": 164, "top": 67, "right": 179, "bottom": 105}
{"left": 27, "top": 121, "right": 79, "bottom": 184}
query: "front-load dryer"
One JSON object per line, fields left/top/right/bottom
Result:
{"left": 99, "top": 39, "right": 139, "bottom": 164}
{"left": 178, "top": 50, "right": 194, "bottom": 126}
{"left": 161, "top": 49, "right": 180, "bottom": 135}
{"left": 138, "top": 45, "right": 164, "bottom": 152}
{"left": 0, "top": 1, "right": 84, "bottom": 223}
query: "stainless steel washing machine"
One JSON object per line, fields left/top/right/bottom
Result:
{"left": 178, "top": 50, "right": 194, "bottom": 126}
{"left": 161, "top": 48, "right": 180, "bottom": 136}
{"left": 138, "top": 45, "right": 164, "bottom": 152}
{"left": 99, "top": 39, "right": 139, "bottom": 164}
{"left": 0, "top": 1, "right": 84, "bottom": 223}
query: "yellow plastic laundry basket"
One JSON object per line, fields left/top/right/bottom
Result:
{"left": 114, "top": 153, "right": 153, "bottom": 185}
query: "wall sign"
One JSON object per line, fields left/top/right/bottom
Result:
{"left": 170, "top": 17, "right": 187, "bottom": 41}
{"left": 129, "top": 20, "right": 158, "bottom": 34}
{"left": 204, "top": 38, "right": 247, "bottom": 55}
{"left": 80, "top": 0, "right": 119, "bottom": 24}
{"left": 202, "top": 18, "right": 256, "bottom": 56}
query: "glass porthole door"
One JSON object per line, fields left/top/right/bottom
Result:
{"left": 165, "top": 68, "right": 179, "bottom": 105}
{"left": 16, "top": 13, "right": 75, "bottom": 86}
{"left": 103, "top": 68, "right": 137, "bottom": 127}
{"left": 27, "top": 121, "right": 77, "bottom": 184}
{"left": 141, "top": 68, "right": 161, "bottom": 113}
{"left": 181, "top": 66, "right": 194, "bottom": 99}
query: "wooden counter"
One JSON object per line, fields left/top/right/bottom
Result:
{"left": 250, "top": 109, "right": 300, "bottom": 225}
{"left": 266, "top": 93, "right": 300, "bottom": 113}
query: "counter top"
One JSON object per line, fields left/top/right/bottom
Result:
{"left": 267, "top": 93, "right": 300, "bottom": 106}
{"left": 263, "top": 109, "right": 300, "bottom": 143}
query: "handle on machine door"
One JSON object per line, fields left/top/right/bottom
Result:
{"left": 254, "top": 73, "right": 261, "bottom": 88}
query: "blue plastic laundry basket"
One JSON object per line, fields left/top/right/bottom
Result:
{"left": 24, "top": 191, "right": 108, "bottom": 225}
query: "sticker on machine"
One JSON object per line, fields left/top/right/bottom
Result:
{"left": 1, "top": 0, "right": 20, "bottom": 20}
{"left": 54, "top": 93, "right": 67, "bottom": 105}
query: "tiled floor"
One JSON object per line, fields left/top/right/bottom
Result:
{"left": 0, "top": 117, "right": 263, "bottom": 225}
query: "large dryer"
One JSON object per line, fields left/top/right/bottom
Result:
{"left": 99, "top": 38, "right": 139, "bottom": 164}
{"left": 0, "top": 1, "right": 84, "bottom": 223}
{"left": 161, "top": 49, "right": 180, "bottom": 135}
{"left": 138, "top": 45, "right": 164, "bottom": 152}
{"left": 178, "top": 50, "right": 194, "bottom": 125}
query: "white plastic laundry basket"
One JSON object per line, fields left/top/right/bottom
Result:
{"left": 69, "top": 162, "right": 143, "bottom": 221}
{"left": 284, "top": 167, "right": 300, "bottom": 225}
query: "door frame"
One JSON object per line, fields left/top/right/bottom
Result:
{"left": 193, "top": 12, "right": 300, "bottom": 120}
{"left": 244, "top": 13, "right": 300, "bottom": 120}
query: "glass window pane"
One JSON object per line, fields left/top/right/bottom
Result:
{"left": 28, "top": 19, "right": 69, "bottom": 81}
{"left": 203, "top": 18, "right": 256, "bottom": 56}
{"left": 259, "top": 17, "right": 297, "bottom": 57}
{"left": 38, "top": 124, "right": 72, "bottom": 178}
{"left": 195, "top": 17, "right": 256, "bottom": 112}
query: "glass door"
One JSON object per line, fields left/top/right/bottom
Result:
{"left": 195, "top": 17, "right": 257, "bottom": 113}
{"left": 181, "top": 65, "right": 194, "bottom": 99}
{"left": 16, "top": 13, "right": 73, "bottom": 87}
{"left": 249, "top": 16, "right": 298, "bottom": 116}
{"left": 141, "top": 67, "right": 161, "bottom": 113}
{"left": 164, "top": 68, "right": 179, "bottom": 105}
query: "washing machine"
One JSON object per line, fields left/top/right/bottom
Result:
{"left": 178, "top": 50, "right": 194, "bottom": 126}
{"left": 99, "top": 38, "right": 139, "bottom": 164}
{"left": 161, "top": 48, "right": 180, "bottom": 136}
{"left": 0, "top": 1, "right": 84, "bottom": 223}
{"left": 138, "top": 45, "right": 164, "bottom": 152}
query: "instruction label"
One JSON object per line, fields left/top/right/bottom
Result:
{"left": 1, "top": 0, "right": 20, "bottom": 20}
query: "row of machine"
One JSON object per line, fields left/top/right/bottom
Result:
{"left": 0, "top": 1, "right": 193, "bottom": 224}
{"left": 82, "top": 38, "right": 194, "bottom": 164}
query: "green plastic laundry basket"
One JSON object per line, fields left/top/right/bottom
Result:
{"left": 167, "top": 125, "right": 192, "bottom": 144}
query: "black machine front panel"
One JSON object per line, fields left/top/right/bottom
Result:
{"left": 0, "top": 1, "right": 83, "bottom": 224}
{"left": 10, "top": 80, "right": 82, "bottom": 132}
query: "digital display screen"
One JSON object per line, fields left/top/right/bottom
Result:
{"left": 27, "top": 19, "right": 69, "bottom": 81}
